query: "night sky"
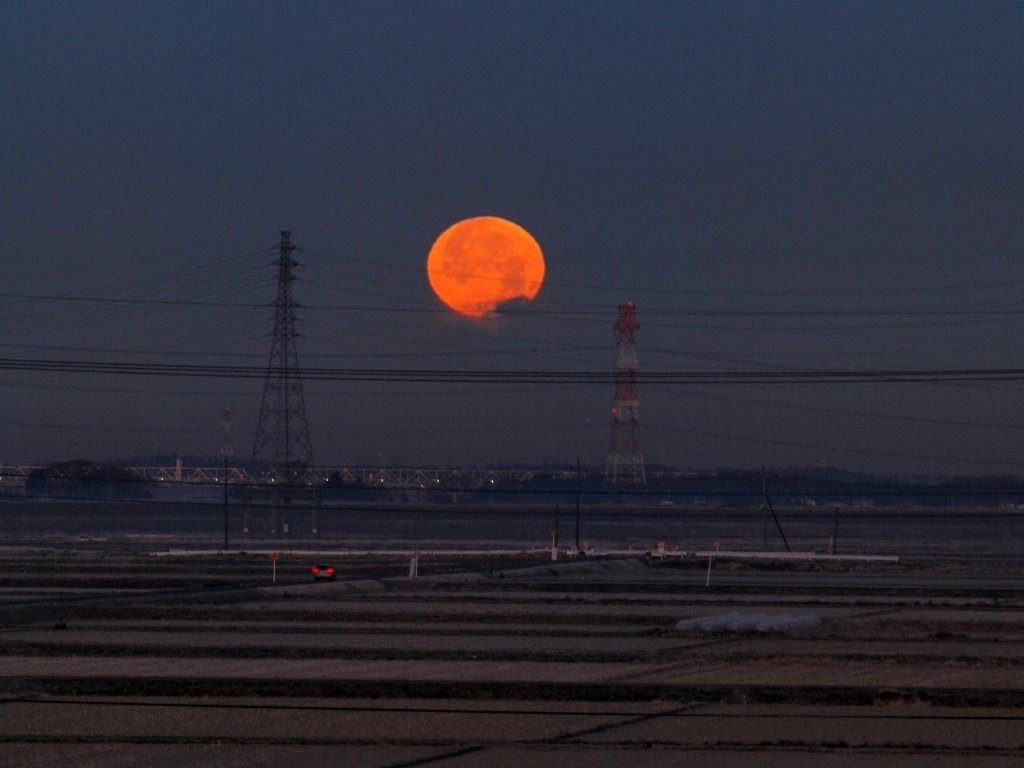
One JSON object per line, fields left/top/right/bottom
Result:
{"left": 2, "top": 1, "right": 1022, "bottom": 475}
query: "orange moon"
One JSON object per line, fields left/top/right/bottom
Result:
{"left": 427, "top": 216, "right": 545, "bottom": 317}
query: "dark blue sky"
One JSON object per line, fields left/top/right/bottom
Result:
{"left": 1, "top": 1, "right": 1022, "bottom": 474}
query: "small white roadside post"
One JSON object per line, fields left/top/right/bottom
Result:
{"left": 409, "top": 550, "right": 419, "bottom": 579}
{"left": 706, "top": 539, "right": 720, "bottom": 588}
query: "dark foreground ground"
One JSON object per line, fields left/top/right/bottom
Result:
{"left": 1, "top": 501, "right": 1023, "bottom": 766}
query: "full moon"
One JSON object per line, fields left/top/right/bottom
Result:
{"left": 427, "top": 216, "right": 545, "bottom": 317}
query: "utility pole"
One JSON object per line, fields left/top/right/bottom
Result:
{"left": 575, "top": 458, "right": 582, "bottom": 553}
{"left": 761, "top": 465, "right": 768, "bottom": 550}
{"left": 220, "top": 405, "right": 234, "bottom": 551}
{"left": 760, "top": 466, "right": 791, "bottom": 553}
{"left": 223, "top": 453, "right": 229, "bottom": 550}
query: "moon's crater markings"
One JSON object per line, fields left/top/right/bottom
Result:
{"left": 427, "top": 216, "right": 545, "bottom": 317}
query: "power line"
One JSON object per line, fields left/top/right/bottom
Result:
{"left": 5, "top": 291, "right": 1024, "bottom": 320}
{"left": 0, "top": 292, "right": 261, "bottom": 309}
{"left": 303, "top": 246, "right": 1024, "bottom": 299}
{"left": 6, "top": 356, "right": 1024, "bottom": 384}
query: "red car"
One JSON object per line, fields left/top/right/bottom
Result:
{"left": 311, "top": 564, "right": 336, "bottom": 581}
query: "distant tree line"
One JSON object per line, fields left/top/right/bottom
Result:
{"left": 317, "top": 467, "right": 1024, "bottom": 507}
{"left": 17, "top": 461, "right": 1024, "bottom": 507}
{"left": 25, "top": 461, "right": 153, "bottom": 500}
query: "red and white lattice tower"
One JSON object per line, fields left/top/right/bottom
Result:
{"left": 604, "top": 301, "right": 646, "bottom": 487}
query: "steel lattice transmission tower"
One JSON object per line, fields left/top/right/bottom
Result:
{"left": 604, "top": 301, "right": 646, "bottom": 487}
{"left": 251, "top": 231, "right": 315, "bottom": 481}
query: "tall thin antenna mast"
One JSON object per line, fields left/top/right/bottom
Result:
{"left": 220, "top": 406, "right": 235, "bottom": 461}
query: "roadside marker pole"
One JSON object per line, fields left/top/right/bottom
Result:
{"left": 409, "top": 550, "right": 419, "bottom": 579}
{"left": 706, "top": 540, "right": 719, "bottom": 588}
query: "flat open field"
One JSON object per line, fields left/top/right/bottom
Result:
{"left": 1, "top": 500, "right": 1024, "bottom": 765}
